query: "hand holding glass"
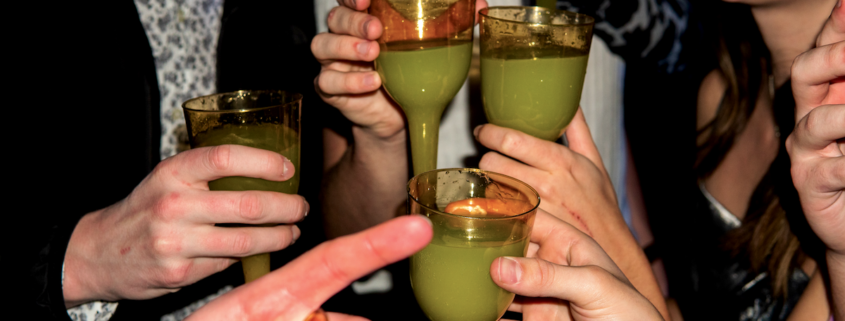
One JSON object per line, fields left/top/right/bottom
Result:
{"left": 408, "top": 169, "right": 539, "bottom": 321}
{"left": 182, "top": 90, "right": 301, "bottom": 282}
{"left": 370, "top": 0, "right": 476, "bottom": 175}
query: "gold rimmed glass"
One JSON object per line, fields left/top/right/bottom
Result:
{"left": 408, "top": 168, "right": 540, "bottom": 321}
{"left": 182, "top": 90, "right": 301, "bottom": 283}
{"left": 480, "top": 6, "right": 594, "bottom": 141}
{"left": 370, "top": 0, "right": 476, "bottom": 175}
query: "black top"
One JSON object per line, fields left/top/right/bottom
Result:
{"left": 16, "top": 0, "right": 331, "bottom": 319}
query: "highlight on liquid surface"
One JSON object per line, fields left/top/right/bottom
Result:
{"left": 193, "top": 123, "right": 300, "bottom": 194}
{"left": 481, "top": 48, "right": 589, "bottom": 141}
{"left": 376, "top": 39, "right": 472, "bottom": 175}
{"left": 410, "top": 198, "right": 531, "bottom": 321}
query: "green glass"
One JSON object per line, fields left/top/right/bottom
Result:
{"left": 182, "top": 90, "right": 301, "bottom": 283}
{"left": 408, "top": 169, "right": 540, "bottom": 321}
{"left": 480, "top": 6, "right": 594, "bottom": 141}
{"left": 370, "top": 0, "right": 476, "bottom": 175}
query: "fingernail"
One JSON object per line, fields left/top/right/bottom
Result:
{"left": 838, "top": 0, "right": 842, "bottom": 8}
{"left": 473, "top": 125, "right": 484, "bottom": 138}
{"left": 498, "top": 257, "right": 522, "bottom": 285}
{"left": 304, "top": 199, "right": 310, "bottom": 217}
{"left": 416, "top": 214, "right": 432, "bottom": 227}
{"left": 363, "top": 73, "right": 375, "bottom": 88}
{"left": 281, "top": 155, "right": 291, "bottom": 177}
{"left": 292, "top": 225, "right": 301, "bottom": 244}
{"left": 362, "top": 19, "right": 371, "bottom": 38}
{"left": 358, "top": 42, "right": 370, "bottom": 57}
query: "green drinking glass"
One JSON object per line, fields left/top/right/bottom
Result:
{"left": 369, "top": 0, "right": 476, "bottom": 175}
{"left": 480, "top": 6, "right": 594, "bottom": 141}
{"left": 408, "top": 168, "right": 540, "bottom": 321}
{"left": 182, "top": 90, "right": 301, "bottom": 283}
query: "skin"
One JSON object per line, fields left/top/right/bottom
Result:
{"left": 494, "top": 210, "right": 664, "bottom": 321}
{"left": 63, "top": 145, "right": 308, "bottom": 307}
{"left": 186, "top": 214, "right": 662, "bottom": 321}
{"left": 693, "top": 0, "right": 840, "bottom": 320}
{"left": 314, "top": 0, "right": 488, "bottom": 237}
{"left": 786, "top": 6, "right": 845, "bottom": 318}
{"left": 313, "top": 0, "right": 668, "bottom": 319}
{"left": 474, "top": 111, "right": 670, "bottom": 320}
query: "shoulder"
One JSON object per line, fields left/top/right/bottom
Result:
{"left": 697, "top": 69, "right": 728, "bottom": 131}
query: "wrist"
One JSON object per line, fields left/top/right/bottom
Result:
{"left": 63, "top": 210, "right": 108, "bottom": 307}
{"left": 354, "top": 125, "right": 406, "bottom": 148}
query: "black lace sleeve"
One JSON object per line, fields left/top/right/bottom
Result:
{"left": 552, "top": 0, "right": 691, "bottom": 73}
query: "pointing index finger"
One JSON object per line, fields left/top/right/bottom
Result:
{"left": 188, "top": 216, "right": 433, "bottom": 320}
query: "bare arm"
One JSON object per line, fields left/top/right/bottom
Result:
{"left": 321, "top": 127, "right": 408, "bottom": 238}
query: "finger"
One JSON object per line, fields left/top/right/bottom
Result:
{"left": 474, "top": 124, "right": 573, "bottom": 171}
{"left": 817, "top": 1, "right": 845, "bottom": 47}
{"left": 791, "top": 104, "right": 845, "bottom": 151}
{"left": 491, "top": 257, "right": 619, "bottom": 306}
{"left": 475, "top": 0, "right": 488, "bottom": 25}
{"left": 327, "top": 6, "right": 382, "bottom": 40}
{"left": 171, "top": 257, "right": 238, "bottom": 288}
{"left": 325, "top": 312, "right": 370, "bottom": 321}
{"left": 187, "top": 216, "right": 433, "bottom": 321}
{"left": 810, "top": 157, "right": 845, "bottom": 192}
{"left": 184, "top": 224, "right": 301, "bottom": 258}
{"left": 316, "top": 69, "right": 382, "bottom": 97}
{"left": 312, "top": 33, "right": 379, "bottom": 63}
{"left": 181, "top": 190, "right": 308, "bottom": 225}
{"left": 565, "top": 108, "right": 608, "bottom": 177}
{"left": 792, "top": 41, "right": 845, "bottom": 118}
{"left": 337, "top": 0, "right": 371, "bottom": 12}
{"left": 478, "top": 151, "right": 549, "bottom": 183}
{"left": 166, "top": 145, "right": 294, "bottom": 186}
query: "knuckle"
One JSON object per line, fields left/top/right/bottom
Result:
{"left": 230, "top": 232, "right": 253, "bottom": 256}
{"left": 804, "top": 109, "right": 822, "bottom": 137}
{"left": 207, "top": 145, "right": 233, "bottom": 172}
{"left": 238, "top": 192, "right": 265, "bottom": 221}
{"left": 161, "top": 261, "right": 193, "bottom": 287}
{"left": 151, "top": 233, "right": 181, "bottom": 257}
{"left": 499, "top": 132, "right": 522, "bottom": 155}
{"left": 151, "top": 193, "right": 181, "bottom": 221}
{"left": 535, "top": 259, "right": 557, "bottom": 288}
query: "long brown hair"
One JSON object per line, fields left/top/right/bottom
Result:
{"left": 695, "top": 3, "right": 803, "bottom": 298}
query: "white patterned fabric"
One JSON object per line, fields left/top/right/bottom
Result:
{"left": 135, "top": 0, "right": 224, "bottom": 159}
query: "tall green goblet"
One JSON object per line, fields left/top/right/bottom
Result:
{"left": 408, "top": 168, "right": 539, "bottom": 321}
{"left": 182, "top": 90, "right": 301, "bottom": 283}
{"left": 480, "top": 6, "right": 594, "bottom": 141}
{"left": 370, "top": 0, "right": 476, "bottom": 175}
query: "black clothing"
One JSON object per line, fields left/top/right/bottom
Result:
{"left": 20, "top": 1, "right": 328, "bottom": 319}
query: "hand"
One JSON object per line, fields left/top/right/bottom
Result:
{"left": 62, "top": 145, "right": 308, "bottom": 307}
{"left": 787, "top": 2, "right": 845, "bottom": 256}
{"left": 311, "top": 0, "right": 404, "bottom": 141}
{"left": 474, "top": 109, "right": 669, "bottom": 319}
{"left": 311, "top": 0, "right": 488, "bottom": 140}
{"left": 187, "top": 216, "right": 433, "bottom": 321}
{"left": 491, "top": 211, "right": 663, "bottom": 321}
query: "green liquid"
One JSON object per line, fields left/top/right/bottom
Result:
{"left": 193, "top": 123, "right": 300, "bottom": 283}
{"left": 194, "top": 123, "right": 300, "bottom": 194}
{"left": 481, "top": 52, "right": 589, "bottom": 141}
{"left": 410, "top": 228, "right": 529, "bottom": 321}
{"left": 376, "top": 40, "right": 472, "bottom": 175}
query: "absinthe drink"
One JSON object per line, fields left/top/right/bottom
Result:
{"left": 410, "top": 198, "right": 533, "bottom": 321}
{"left": 481, "top": 48, "right": 589, "bottom": 141}
{"left": 193, "top": 123, "right": 299, "bottom": 282}
{"left": 376, "top": 39, "right": 472, "bottom": 175}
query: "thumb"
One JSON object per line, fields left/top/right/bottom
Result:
{"left": 565, "top": 108, "right": 607, "bottom": 177}
{"left": 491, "top": 257, "right": 612, "bottom": 306}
